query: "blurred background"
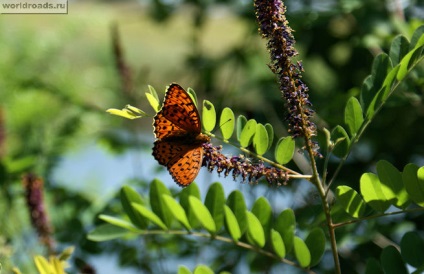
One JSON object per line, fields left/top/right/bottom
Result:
{"left": 0, "top": 0, "right": 423, "bottom": 273}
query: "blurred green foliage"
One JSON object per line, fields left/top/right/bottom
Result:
{"left": 0, "top": 0, "right": 423, "bottom": 273}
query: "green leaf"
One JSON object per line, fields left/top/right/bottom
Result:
{"left": 331, "top": 125, "right": 350, "bottom": 158}
{"left": 202, "top": 100, "right": 216, "bottom": 132}
{"left": 236, "top": 115, "right": 247, "bottom": 141}
{"left": 360, "top": 173, "right": 391, "bottom": 212}
{"left": 189, "top": 196, "right": 216, "bottom": 234}
{"left": 193, "top": 265, "right": 214, "bottom": 274}
{"left": 270, "top": 229, "right": 286, "bottom": 258}
{"left": 180, "top": 183, "right": 202, "bottom": 228}
{"left": 246, "top": 211, "right": 265, "bottom": 248}
{"left": 162, "top": 194, "right": 191, "bottom": 230}
{"left": 365, "top": 258, "right": 384, "bottom": 274}
{"left": 132, "top": 203, "right": 168, "bottom": 230}
{"left": 149, "top": 179, "right": 173, "bottom": 227}
{"left": 335, "top": 185, "right": 366, "bottom": 218}
{"left": 410, "top": 25, "right": 424, "bottom": 49}
{"left": 401, "top": 231, "right": 424, "bottom": 268}
{"left": 381, "top": 246, "right": 408, "bottom": 274}
{"left": 120, "top": 186, "right": 148, "bottom": 229}
{"left": 274, "top": 209, "right": 295, "bottom": 253}
{"left": 226, "top": 190, "right": 247, "bottom": 234}
{"left": 251, "top": 197, "right": 272, "bottom": 237}
{"left": 371, "top": 53, "right": 392, "bottom": 91}
{"left": 239, "top": 119, "right": 257, "bottom": 147}
{"left": 204, "top": 183, "right": 225, "bottom": 230}
{"left": 98, "top": 215, "right": 140, "bottom": 232}
{"left": 397, "top": 40, "right": 424, "bottom": 81}
{"left": 305, "top": 228, "right": 326, "bottom": 267}
{"left": 293, "top": 236, "right": 311, "bottom": 268}
{"left": 253, "top": 123, "right": 269, "bottom": 156}
{"left": 186, "top": 87, "right": 198, "bottom": 108}
{"left": 146, "top": 93, "right": 160, "bottom": 113}
{"left": 178, "top": 265, "right": 192, "bottom": 274}
{"left": 274, "top": 137, "right": 295, "bottom": 164}
{"left": 344, "top": 97, "right": 364, "bottom": 137}
{"left": 224, "top": 205, "right": 241, "bottom": 242}
{"left": 87, "top": 224, "right": 133, "bottom": 242}
{"left": 219, "top": 107, "right": 235, "bottom": 140}
{"left": 106, "top": 105, "right": 147, "bottom": 120}
{"left": 264, "top": 123, "right": 274, "bottom": 151}
{"left": 367, "top": 65, "right": 401, "bottom": 119}
{"left": 360, "top": 75, "right": 374, "bottom": 113}
{"left": 377, "top": 160, "right": 410, "bottom": 208}
{"left": 389, "top": 35, "right": 410, "bottom": 66}
{"left": 403, "top": 164, "right": 424, "bottom": 207}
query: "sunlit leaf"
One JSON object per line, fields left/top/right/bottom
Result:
{"left": 162, "top": 194, "right": 191, "bottom": 230}
{"left": 274, "top": 137, "right": 295, "bottom": 164}
{"left": 98, "top": 215, "right": 140, "bottom": 232}
{"left": 265, "top": 123, "right": 274, "bottom": 151}
{"left": 202, "top": 100, "right": 216, "bottom": 132}
{"left": 377, "top": 160, "right": 410, "bottom": 209}
{"left": 239, "top": 119, "right": 257, "bottom": 147}
{"left": 381, "top": 246, "right": 408, "bottom": 274}
{"left": 180, "top": 183, "right": 202, "bottom": 228}
{"left": 274, "top": 209, "right": 295, "bottom": 253}
{"left": 187, "top": 87, "right": 198, "bottom": 108}
{"left": 251, "top": 197, "right": 272, "bottom": 237}
{"left": 236, "top": 115, "right": 247, "bottom": 141}
{"left": 132, "top": 204, "right": 168, "bottom": 230}
{"left": 270, "top": 229, "right": 286, "bottom": 258}
{"left": 106, "top": 105, "right": 147, "bottom": 120}
{"left": 224, "top": 205, "right": 241, "bottom": 242}
{"left": 87, "top": 224, "right": 134, "bottom": 242}
{"left": 219, "top": 107, "right": 235, "bottom": 140}
{"left": 120, "top": 186, "right": 148, "bottom": 229}
{"left": 335, "top": 185, "right": 366, "bottom": 218}
{"left": 397, "top": 34, "right": 424, "bottom": 81}
{"left": 204, "top": 183, "right": 225, "bottom": 230}
{"left": 189, "top": 196, "right": 216, "bottom": 234}
{"left": 360, "top": 173, "right": 391, "bottom": 212}
{"left": 401, "top": 231, "right": 424, "bottom": 268}
{"left": 305, "top": 228, "right": 326, "bottom": 267}
{"left": 149, "top": 179, "right": 173, "bottom": 227}
{"left": 409, "top": 25, "right": 424, "bottom": 49}
{"left": 293, "top": 236, "right": 311, "bottom": 268}
{"left": 344, "top": 97, "right": 363, "bottom": 137}
{"left": 178, "top": 265, "right": 192, "bottom": 274}
{"left": 193, "top": 265, "right": 214, "bottom": 274}
{"left": 403, "top": 164, "right": 424, "bottom": 207}
{"left": 227, "top": 190, "right": 247, "bottom": 234}
{"left": 246, "top": 211, "right": 265, "bottom": 248}
{"left": 253, "top": 123, "right": 269, "bottom": 156}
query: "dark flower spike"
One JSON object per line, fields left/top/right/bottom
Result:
{"left": 23, "top": 173, "right": 55, "bottom": 255}
{"left": 254, "top": 0, "right": 319, "bottom": 155}
{"left": 201, "top": 143, "right": 307, "bottom": 186}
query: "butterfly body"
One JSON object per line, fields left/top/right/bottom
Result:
{"left": 152, "top": 83, "right": 210, "bottom": 187}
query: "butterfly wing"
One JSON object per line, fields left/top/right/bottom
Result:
{"left": 167, "top": 146, "right": 204, "bottom": 187}
{"left": 153, "top": 84, "right": 201, "bottom": 139}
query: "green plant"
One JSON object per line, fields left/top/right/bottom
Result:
{"left": 95, "top": 1, "right": 424, "bottom": 273}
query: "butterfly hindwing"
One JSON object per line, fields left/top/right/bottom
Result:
{"left": 167, "top": 146, "right": 204, "bottom": 187}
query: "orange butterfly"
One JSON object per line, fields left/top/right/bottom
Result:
{"left": 152, "top": 83, "right": 211, "bottom": 187}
